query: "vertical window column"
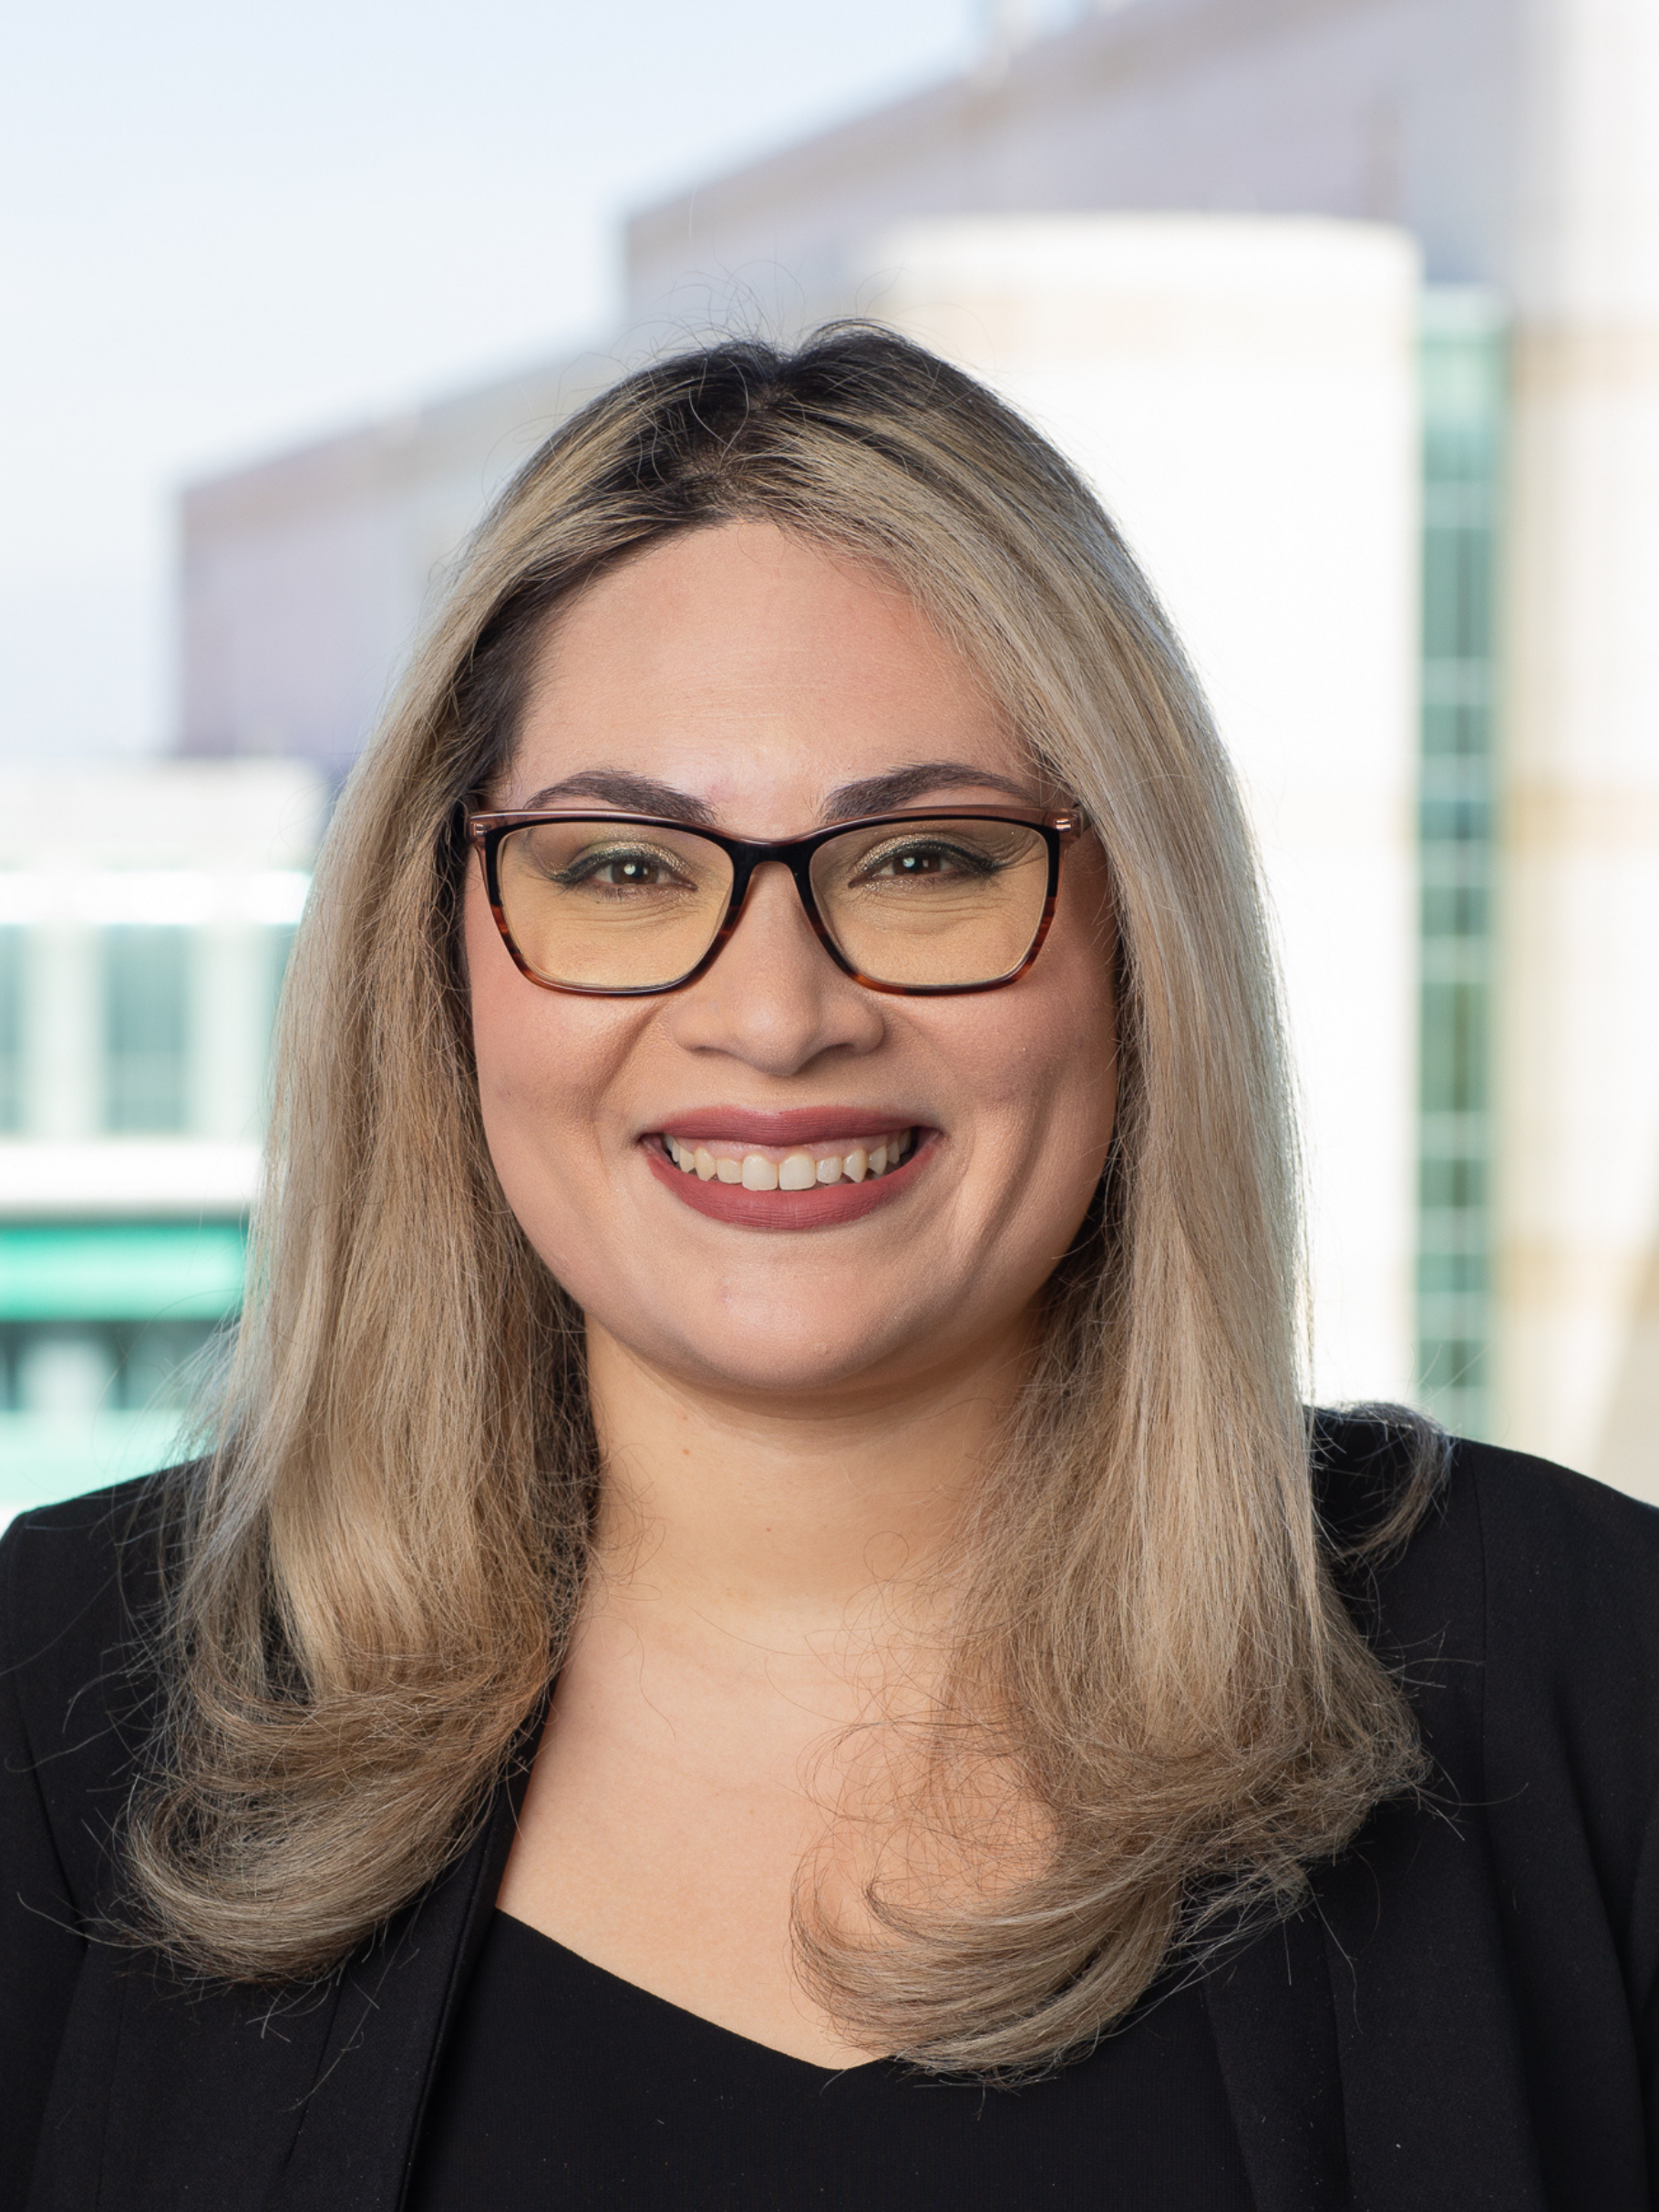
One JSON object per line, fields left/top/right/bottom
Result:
{"left": 103, "top": 925, "right": 191, "bottom": 1134}
{"left": 0, "top": 930, "right": 22, "bottom": 1133}
{"left": 23, "top": 921, "right": 99, "bottom": 1140}
{"left": 191, "top": 922, "right": 270, "bottom": 1139}
{"left": 1417, "top": 292, "right": 1508, "bottom": 1439}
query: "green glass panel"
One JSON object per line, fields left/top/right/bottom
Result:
{"left": 0, "top": 1224, "right": 245, "bottom": 1321}
{"left": 1416, "top": 289, "right": 1508, "bottom": 1440}
{"left": 0, "top": 928, "right": 21, "bottom": 1134}
{"left": 104, "top": 927, "right": 190, "bottom": 1134}
{"left": 0, "top": 1409, "right": 191, "bottom": 1520}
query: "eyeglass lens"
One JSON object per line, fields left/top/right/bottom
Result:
{"left": 493, "top": 818, "right": 1052, "bottom": 992}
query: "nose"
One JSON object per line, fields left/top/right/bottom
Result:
{"left": 665, "top": 862, "right": 885, "bottom": 1075}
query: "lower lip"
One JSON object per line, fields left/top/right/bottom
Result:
{"left": 644, "top": 1136, "right": 933, "bottom": 1229}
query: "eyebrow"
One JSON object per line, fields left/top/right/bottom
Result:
{"left": 517, "top": 770, "right": 717, "bottom": 825}
{"left": 819, "top": 760, "right": 1037, "bottom": 822}
{"left": 517, "top": 759, "right": 1037, "bottom": 829}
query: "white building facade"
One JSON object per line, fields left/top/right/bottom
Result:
{"left": 0, "top": 759, "right": 324, "bottom": 1518}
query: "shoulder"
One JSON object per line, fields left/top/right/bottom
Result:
{"left": 1450, "top": 1430, "right": 1659, "bottom": 1621}
{"left": 1, "top": 1472, "right": 175, "bottom": 1691}
{"left": 1, "top": 1471, "right": 183, "bottom": 1912}
{"left": 1315, "top": 1409, "right": 1659, "bottom": 1864}
{"left": 1445, "top": 1435, "right": 1659, "bottom": 1847}
{"left": 1314, "top": 1406, "right": 1659, "bottom": 1649}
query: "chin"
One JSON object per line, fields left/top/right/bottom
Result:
{"left": 626, "top": 1306, "right": 938, "bottom": 1402}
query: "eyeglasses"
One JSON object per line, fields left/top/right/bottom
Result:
{"left": 466, "top": 807, "right": 1083, "bottom": 997}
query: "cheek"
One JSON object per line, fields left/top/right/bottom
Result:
{"left": 462, "top": 874, "right": 618, "bottom": 1175}
{"left": 464, "top": 883, "right": 543, "bottom": 1112}
{"left": 1032, "top": 857, "right": 1118, "bottom": 1145}
{"left": 979, "top": 931, "right": 1117, "bottom": 1137}
{"left": 895, "top": 945, "right": 1114, "bottom": 1307}
{"left": 960, "top": 931, "right": 1118, "bottom": 1239}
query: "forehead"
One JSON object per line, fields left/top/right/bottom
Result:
{"left": 503, "top": 521, "right": 1035, "bottom": 830}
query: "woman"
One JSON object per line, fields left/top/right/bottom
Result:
{"left": 4, "top": 328, "right": 1655, "bottom": 2210}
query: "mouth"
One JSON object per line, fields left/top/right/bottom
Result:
{"left": 642, "top": 1109, "right": 933, "bottom": 1230}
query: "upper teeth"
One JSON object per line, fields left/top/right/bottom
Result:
{"left": 663, "top": 1128, "right": 916, "bottom": 1188}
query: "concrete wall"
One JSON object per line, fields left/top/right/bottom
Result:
{"left": 1496, "top": 0, "right": 1659, "bottom": 1496}
{"left": 625, "top": 0, "right": 1518, "bottom": 334}
{"left": 178, "top": 357, "right": 613, "bottom": 774}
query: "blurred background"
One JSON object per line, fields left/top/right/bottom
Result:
{"left": 4, "top": 0, "right": 1657, "bottom": 1522}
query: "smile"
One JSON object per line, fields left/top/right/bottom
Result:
{"left": 664, "top": 1127, "right": 915, "bottom": 1188}
{"left": 642, "top": 1114, "right": 932, "bottom": 1229}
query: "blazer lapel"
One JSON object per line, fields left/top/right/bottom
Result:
{"left": 1203, "top": 1903, "right": 1350, "bottom": 2210}
{"left": 1311, "top": 1434, "right": 1549, "bottom": 2211}
{"left": 29, "top": 1938, "right": 344, "bottom": 2212}
{"left": 1315, "top": 1786, "right": 1549, "bottom": 2210}
{"left": 35, "top": 1731, "right": 535, "bottom": 2212}
{"left": 276, "top": 1726, "right": 539, "bottom": 2212}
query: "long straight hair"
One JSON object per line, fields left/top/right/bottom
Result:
{"left": 129, "top": 326, "right": 1434, "bottom": 2071}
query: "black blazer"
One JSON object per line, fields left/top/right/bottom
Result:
{"left": 4, "top": 1416, "right": 1658, "bottom": 2211}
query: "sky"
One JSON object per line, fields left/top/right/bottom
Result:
{"left": 1, "top": 0, "right": 1000, "bottom": 760}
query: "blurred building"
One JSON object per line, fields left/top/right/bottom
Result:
{"left": 173, "top": 0, "right": 1659, "bottom": 1500}
{"left": 0, "top": 758, "right": 325, "bottom": 1521}
{"left": 178, "top": 361, "right": 617, "bottom": 784}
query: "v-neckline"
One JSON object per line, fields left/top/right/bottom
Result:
{"left": 493, "top": 1908, "right": 893, "bottom": 2080}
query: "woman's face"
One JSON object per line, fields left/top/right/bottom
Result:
{"left": 464, "top": 521, "right": 1118, "bottom": 1406}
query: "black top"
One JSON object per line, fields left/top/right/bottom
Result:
{"left": 5, "top": 1418, "right": 1659, "bottom": 2211}
{"left": 407, "top": 1909, "right": 1253, "bottom": 2211}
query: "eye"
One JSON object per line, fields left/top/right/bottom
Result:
{"left": 555, "top": 845, "right": 697, "bottom": 892}
{"left": 852, "top": 838, "right": 999, "bottom": 884}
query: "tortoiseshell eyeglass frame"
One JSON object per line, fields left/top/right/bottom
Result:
{"left": 464, "top": 806, "right": 1085, "bottom": 998}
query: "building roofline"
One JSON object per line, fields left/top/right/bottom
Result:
{"left": 623, "top": 0, "right": 1369, "bottom": 294}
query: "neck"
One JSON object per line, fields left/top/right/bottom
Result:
{"left": 582, "top": 1321, "right": 1035, "bottom": 1652}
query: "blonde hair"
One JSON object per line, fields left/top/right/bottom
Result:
{"left": 129, "top": 326, "right": 1435, "bottom": 2071}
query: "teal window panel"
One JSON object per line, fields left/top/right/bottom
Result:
{"left": 1420, "top": 979, "right": 1489, "bottom": 1112}
{"left": 1416, "top": 288, "right": 1508, "bottom": 1440}
{"left": 0, "top": 1223, "right": 245, "bottom": 1322}
{"left": 0, "top": 1316, "right": 221, "bottom": 1414}
{"left": 1419, "top": 1154, "right": 1489, "bottom": 1211}
{"left": 1417, "top": 1248, "right": 1490, "bottom": 1296}
{"left": 0, "top": 1409, "right": 191, "bottom": 1519}
{"left": 104, "top": 926, "right": 190, "bottom": 1133}
{"left": 0, "top": 928, "right": 21, "bottom": 1133}
{"left": 0, "top": 1314, "right": 225, "bottom": 1518}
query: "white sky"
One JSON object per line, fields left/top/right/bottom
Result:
{"left": 0, "top": 0, "right": 989, "bottom": 759}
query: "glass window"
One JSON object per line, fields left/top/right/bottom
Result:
{"left": 0, "top": 1319, "right": 221, "bottom": 1416}
{"left": 104, "top": 926, "right": 191, "bottom": 1133}
{"left": 0, "top": 928, "right": 22, "bottom": 1133}
{"left": 1416, "top": 293, "right": 1508, "bottom": 1439}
